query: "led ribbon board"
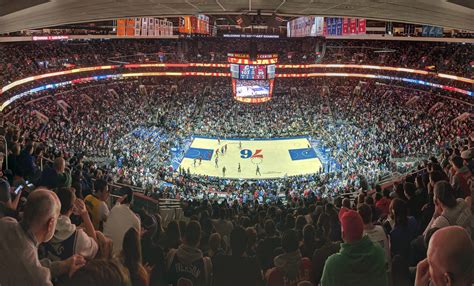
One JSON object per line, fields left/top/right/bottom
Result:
{"left": 1, "top": 63, "right": 472, "bottom": 95}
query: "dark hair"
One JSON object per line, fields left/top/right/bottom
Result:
{"left": 295, "top": 215, "right": 307, "bottom": 230}
{"left": 403, "top": 182, "right": 416, "bottom": 198}
{"left": 429, "top": 171, "right": 449, "bottom": 183}
{"left": 218, "top": 207, "right": 226, "bottom": 219}
{"left": 391, "top": 198, "right": 408, "bottom": 227}
{"left": 342, "top": 198, "right": 351, "bottom": 209}
{"left": 0, "top": 179, "right": 11, "bottom": 203}
{"left": 364, "top": 196, "right": 374, "bottom": 205}
{"left": 375, "top": 192, "right": 382, "bottom": 201}
{"left": 184, "top": 220, "right": 201, "bottom": 247}
{"left": 434, "top": 181, "right": 457, "bottom": 208}
{"left": 375, "top": 184, "right": 382, "bottom": 193}
{"left": 357, "top": 203, "right": 372, "bottom": 225}
{"left": 24, "top": 144, "right": 34, "bottom": 154}
{"left": 264, "top": 219, "right": 276, "bottom": 236}
{"left": 94, "top": 179, "right": 107, "bottom": 193}
{"left": 281, "top": 229, "right": 299, "bottom": 253}
{"left": 57, "top": 187, "right": 76, "bottom": 215}
{"left": 285, "top": 214, "right": 295, "bottom": 229}
{"left": 383, "top": 188, "right": 391, "bottom": 198}
{"left": 450, "top": 156, "right": 464, "bottom": 169}
{"left": 303, "top": 224, "right": 315, "bottom": 247}
{"left": 68, "top": 259, "right": 130, "bottom": 286}
{"left": 164, "top": 220, "right": 181, "bottom": 250}
{"left": 122, "top": 227, "right": 147, "bottom": 286}
{"left": 120, "top": 187, "right": 134, "bottom": 205}
{"left": 230, "top": 226, "right": 247, "bottom": 256}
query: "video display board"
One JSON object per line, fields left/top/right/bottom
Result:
{"left": 235, "top": 80, "right": 270, "bottom": 97}
{"left": 232, "top": 79, "right": 274, "bottom": 103}
{"left": 267, "top": 65, "right": 276, "bottom": 79}
{"left": 230, "top": 64, "right": 240, "bottom": 78}
{"left": 239, "top": 65, "right": 267, "bottom": 80}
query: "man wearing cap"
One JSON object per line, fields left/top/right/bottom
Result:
{"left": 320, "top": 207, "right": 388, "bottom": 286}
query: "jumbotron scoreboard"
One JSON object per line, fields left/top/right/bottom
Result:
{"left": 228, "top": 53, "right": 277, "bottom": 103}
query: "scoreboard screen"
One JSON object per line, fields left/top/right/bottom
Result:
{"left": 235, "top": 80, "right": 270, "bottom": 98}
{"left": 232, "top": 79, "right": 274, "bottom": 103}
{"left": 267, "top": 64, "right": 276, "bottom": 79}
{"left": 239, "top": 65, "right": 267, "bottom": 80}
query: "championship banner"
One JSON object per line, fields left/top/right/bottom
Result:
{"left": 336, "top": 18, "right": 343, "bottom": 35}
{"left": 358, "top": 19, "right": 366, "bottom": 34}
{"left": 342, "top": 18, "right": 349, "bottom": 34}
{"left": 350, "top": 18, "right": 357, "bottom": 34}
{"left": 331, "top": 18, "right": 337, "bottom": 35}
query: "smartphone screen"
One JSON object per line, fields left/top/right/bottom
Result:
{"left": 14, "top": 185, "right": 23, "bottom": 194}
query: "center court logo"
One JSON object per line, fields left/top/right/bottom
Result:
{"left": 240, "top": 149, "right": 263, "bottom": 159}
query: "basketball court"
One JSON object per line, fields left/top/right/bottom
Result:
{"left": 179, "top": 136, "right": 323, "bottom": 179}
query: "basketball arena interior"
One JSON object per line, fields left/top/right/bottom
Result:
{"left": 0, "top": 1, "right": 473, "bottom": 285}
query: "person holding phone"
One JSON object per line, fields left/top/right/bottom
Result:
{"left": 0, "top": 179, "right": 22, "bottom": 219}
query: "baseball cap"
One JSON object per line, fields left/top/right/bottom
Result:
{"left": 339, "top": 207, "right": 364, "bottom": 242}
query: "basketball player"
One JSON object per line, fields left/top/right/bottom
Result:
{"left": 215, "top": 157, "right": 218, "bottom": 168}
{"left": 256, "top": 165, "right": 261, "bottom": 176}
{"left": 193, "top": 158, "right": 197, "bottom": 167}
{"left": 222, "top": 166, "right": 226, "bottom": 177}
{"left": 224, "top": 144, "right": 228, "bottom": 153}
{"left": 239, "top": 141, "right": 242, "bottom": 149}
{"left": 238, "top": 163, "right": 241, "bottom": 173}
{"left": 199, "top": 157, "right": 202, "bottom": 165}
{"left": 217, "top": 137, "right": 221, "bottom": 145}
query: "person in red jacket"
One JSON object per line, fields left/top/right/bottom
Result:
{"left": 375, "top": 188, "right": 392, "bottom": 217}
{"left": 266, "top": 229, "right": 312, "bottom": 286}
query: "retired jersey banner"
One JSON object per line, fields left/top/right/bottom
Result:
{"left": 116, "top": 19, "right": 126, "bottom": 36}
{"left": 116, "top": 17, "right": 173, "bottom": 37}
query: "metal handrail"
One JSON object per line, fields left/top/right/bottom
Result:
{"left": 0, "top": 136, "right": 7, "bottom": 170}
{"left": 38, "top": 155, "right": 71, "bottom": 177}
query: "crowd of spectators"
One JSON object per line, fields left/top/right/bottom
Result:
{"left": 2, "top": 77, "right": 472, "bottom": 200}
{"left": 0, "top": 38, "right": 473, "bottom": 285}
{"left": 0, "top": 140, "right": 472, "bottom": 285}
{"left": 1, "top": 38, "right": 472, "bottom": 87}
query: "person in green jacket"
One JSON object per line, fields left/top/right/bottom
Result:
{"left": 321, "top": 208, "right": 388, "bottom": 286}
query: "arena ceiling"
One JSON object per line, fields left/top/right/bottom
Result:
{"left": 0, "top": 0, "right": 473, "bottom": 34}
